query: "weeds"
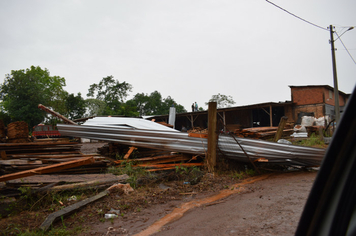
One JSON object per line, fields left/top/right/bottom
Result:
{"left": 2, "top": 224, "right": 81, "bottom": 236}
{"left": 293, "top": 133, "right": 325, "bottom": 148}
{"left": 231, "top": 168, "right": 257, "bottom": 180}
{"left": 107, "top": 162, "right": 151, "bottom": 188}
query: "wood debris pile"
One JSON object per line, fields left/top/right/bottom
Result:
{"left": 0, "top": 141, "right": 110, "bottom": 176}
{"left": 99, "top": 143, "right": 205, "bottom": 171}
{"left": 188, "top": 127, "right": 208, "bottom": 134}
{"left": 233, "top": 126, "right": 294, "bottom": 139}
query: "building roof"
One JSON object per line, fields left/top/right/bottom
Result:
{"left": 289, "top": 85, "right": 350, "bottom": 96}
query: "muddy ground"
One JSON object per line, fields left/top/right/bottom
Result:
{"left": 0, "top": 143, "right": 318, "bottom": 236}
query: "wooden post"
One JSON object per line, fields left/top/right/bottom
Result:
{"left": 273, "top": 116, "right": 288, "bottom": 142}
{"left": 207, "top": 102, "right": 217, "bottom": 172}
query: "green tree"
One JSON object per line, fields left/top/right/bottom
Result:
{"left": 162, "top": 96, "right": 186, "bottom": 113}
{"left": 87, "top": 76, "right": 132, "bottom": 115}
{"left": 65, "top": 93, "right": 86, "bottom": 120}
{"left": 85, "top": 98, "right": 106, "bottom": 116}
{"left": 129, "top": 91, "right": 186, "bottom": 116}
{"left": 0, "top": 66, "right": 67, "bottom": 129}
{"left": 205, "top": 93, "right": 236, "bottom": 108}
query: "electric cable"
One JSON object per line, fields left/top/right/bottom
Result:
{"left": 265, "top": 0, "right": 328, "bottom": 31}
{"left": 335, "top": 31, "right": 356, "bottom": 65}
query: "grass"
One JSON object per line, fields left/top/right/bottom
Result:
{"left": 230, "top": 168, "right": 257, "bottom": 180}
{"left": 107, "top": 162, "right": 151, "bottom": 188}
{"left": 292, "top": 133, "right": 326, "bottom": 148}
{"left": 2, "top": 224, "right": 84, "bottom": 236}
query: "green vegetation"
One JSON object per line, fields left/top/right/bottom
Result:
{"left": 3, "top": 223, "right": 83, "bottom": 236}
{"left": 0, "top": 66, "right": 187, "bottom": 128}
{"left": 230, "top": 168, "right": 257, "bottom": 180}
{"left": 292, "top": 133, "right": 326, "bottom": 148}
{"left": 107, "top": 162, "right": 150, "bottom": 189}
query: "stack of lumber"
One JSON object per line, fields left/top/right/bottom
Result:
{"left": 7, "top": 121, "right": 29, "bottom": 143}
{"left": 0, "top": 120, "right": 6, "bottom": 143}
{"left": 0, "top": 141, "right": 110, "bottom": 175}
{"left": 99, "top": 143, "right": 204, "bottom": 172}
{"left": 233, "top": 127, "right": 294, "bottom": 139}
{"left": 188, "top": 127, "right": 208, "bottom": 134}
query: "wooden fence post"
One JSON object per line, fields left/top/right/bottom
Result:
{"left": 207, "top": 102, "right": 217, "bottom": 172}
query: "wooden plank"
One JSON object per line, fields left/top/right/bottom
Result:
{"left": 136, "top": 163, "right": 204, "bottom": 168}
{"left": 132, "top": 156, "right": 190, "bottom": 165}
{"left": 10, "top": 154, "right": 85, "bottom": 159}
{"left": 40, "top": 190, "right": 108, "bottom": 231}
{"left": 0, "top": 159, "right": 42, "bottom": 165}
{"left": 274, "top": 116, "right": 288, "bottom": 142}
{"left": 115, "top": 154, "right": 183, "bottom": 164}
{"left": 7, "top": 173, "right": 123, "bottom": 184}
{"left": 123, "top": 146, "right": 137, "bottom": 160}
{"left": 0, "top": 141, "right": 79, "bottom": 147}
{"left": 188, "top": 133, "right": 208, "bottom": 139}
{"left": 0, "top": 150, "right": 7, "bottom": 160}
{"left": 50, "top": 174, "right": 129, "bottom": 191}
{"left": 0, "top": 156, "right": 95, "bottom": 182}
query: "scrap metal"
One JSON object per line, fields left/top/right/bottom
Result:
{"left": 57, "top": 117, "right": 326, "bottom": 167}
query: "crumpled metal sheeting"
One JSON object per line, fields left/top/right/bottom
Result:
{"left": 57, "top": 124, "right": 208, "bottom": 155}
{"left": 218, "top": 134, "right": 325, "bottom": 166}
{"left": 58, "top": 124, "right": 325, "bottom": 166}
{"left": 83, "top": 117, "right": 180, "bottom": 132}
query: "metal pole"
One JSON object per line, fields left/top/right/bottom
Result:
{"left": 329, "top": 25, "right": 340, "bottom": 124}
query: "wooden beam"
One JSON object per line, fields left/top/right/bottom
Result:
{"left": 50, "top": 174, "right": 129, "bottom": 191}
{"left": 40, "top": 190, "right": 108, "bottom": 231}
{"left": 207, "top": 102, "right": 217, "bottom": 172}
{"left": 136, "top": 163, "right": 204, "bottom": 168}
{"left": 0, "top": 156, "right": 95, "bottom": 182}
{"left": 115, "top": 154, "right": 183, "bottom": 164}
{"left": 188, "top": 133, "right": 208, "bottom": 139}
{"left": 123, "top": 146, "right": 137, "bottom": 159}
{"left": 0, "top": 150, "right": 7, "bottom": 160}
{"left": 0, "top": 159, "right": 42, "bottom": 165}
{"left": 273, "top": 116, "right": 288, "bottom": 142}
{"left": 133, "top": 155, "right": 190, "bottom": 165}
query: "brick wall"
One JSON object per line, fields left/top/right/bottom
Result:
{"left": 294, "top": 104, "right": 325, "bottom": 119}
{"left": 291, "top": 87, "right": 325, "bottom": 105}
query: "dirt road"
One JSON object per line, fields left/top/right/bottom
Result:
{"left": 87, "top": 171, "right": 316, "bottom": 236}
{"left": 149, "top": 171, "right": 316, "bottom": 236}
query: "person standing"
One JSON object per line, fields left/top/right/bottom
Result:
{"left": 191, "top": 103, "right": 195, "bottom": 112}
{"left": 195, "top": 102, "right": 198, "bottom": 111}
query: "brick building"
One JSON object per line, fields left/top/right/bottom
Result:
{"left": 290, "top": 85, "right": 350, "bottom": 124}
{"left": 149, "top": 85, "right": 350, "bottom": 130}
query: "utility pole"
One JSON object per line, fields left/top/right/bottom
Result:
{"left": 329, "top": 25, "right": 341, "bottom": 124}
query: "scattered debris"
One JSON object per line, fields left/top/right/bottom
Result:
{"left": 40, "top": 189, "right": 109, "bottom": 232}
{"left": 107, "top": 183, "right": 134, "bottom": 195}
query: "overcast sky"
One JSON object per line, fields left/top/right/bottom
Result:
{"left": 1, "top": 0, "right": 355, "bottom": 111}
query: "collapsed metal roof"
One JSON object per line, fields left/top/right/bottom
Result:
{"left": 57, "top": 117, "right": 325, "bottom": 167}
{"left": 81, "top": 117, "right": 179, "bottom": 131}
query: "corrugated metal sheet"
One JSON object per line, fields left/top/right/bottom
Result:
{"left": 57, "top": 119, "right": 325, "bottom": 166}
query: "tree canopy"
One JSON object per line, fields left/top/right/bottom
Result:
{"left": 65, "top": 93, "right": 86, "bottom": 120}
{"left": 1, "top": 67, "right": 188, "bottom": 128}
{"left": 206, "top": 93, "right": 236, "bottom": 108}
{"left": 0, "top": 66, "right": 66, "bottom": 128}
{"left": 87, "top": 76, "right": 132, "bottom": 115}
{"left": 129, "top": 91, "right": 186, "bottom": 116}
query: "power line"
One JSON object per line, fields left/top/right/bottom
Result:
{"left": 265, "top": 0, "right": 328, "bottom": 31}
{"left": 335, "top": 31, "right": 356, "bottom": 65}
